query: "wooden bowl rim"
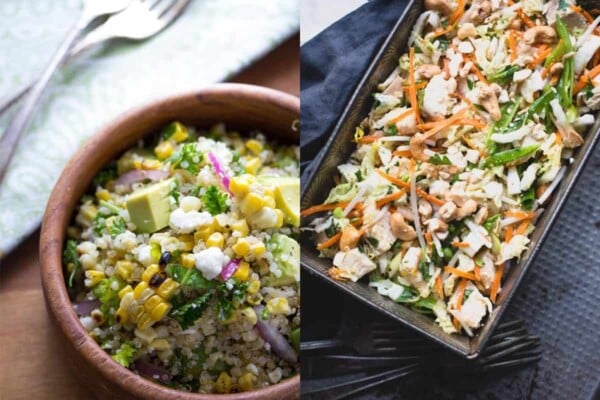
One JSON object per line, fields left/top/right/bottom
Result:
{"left": 39, "top": 83, "right": 300, "bottom": 400}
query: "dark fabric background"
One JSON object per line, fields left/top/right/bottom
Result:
{"left": 300, "top": 1, "right": 600, "bottom": 399}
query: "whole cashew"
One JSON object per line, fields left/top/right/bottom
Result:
{"left": 438, "top": 201, "right": 458, "bottom": 222}
{"left": 456, "top": 199, "right": 478, "bottom": 220}
{"left": 391, "top": 212, "right": 417, "bottom": 241}
{"left": 478, "top": 84, "right": 501, "bottom": 121}
{"left": 524, "top": 26, "right": 556, "bottom": 45}
{"left": 339, "top": 225, "right": 361, "bottom": 250}
{"left": 424, "top": 0, "right": 454, "bottom": 15}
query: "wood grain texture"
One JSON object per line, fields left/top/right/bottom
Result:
{"left": 0, "top": 34, "right": 299, "bottom": 400}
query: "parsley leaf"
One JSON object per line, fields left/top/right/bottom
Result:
{"left": 170, "top": 292, "right": 213, "bottom": 330}
{"left": 112, "top": 342, "right": 137, "bottom": 367}
{"left": 166, "top": 264, "right": 213, "bottom": 290}
{"left": 215, "top": 280, "right": 248, "bottom": 321}
{"left": 169, "top": 143, "right": 203, "bottom": 174}
{"left": 63, "top": 240, "right": 81, "bottom": 287}
{"left": 92, "top": 276, "right": 125, "bottom": 324}
{"left": 202, "top": 185, "right": 229, "bottom": 215}
{"left": 92, "top": 165, "right": 117, "bottom": 187}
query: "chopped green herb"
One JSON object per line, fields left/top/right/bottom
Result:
{"left": 112, "top": 342, "right": 137, "bottom": 367}
{"left": 170, "top": 292, "right": 213, "bottom": 330}
{"left": 92, "top": 165, "right": 117, "bottom": 187}
{"left": 63, "top": 239, "right": 81, "bottom": 287}
{"left": 429, "top": 154, "right": 452, "bottom": 165}
{"left": 202, "top": 185, "right": 229, "bottom": 215}
{"left": 168, "top": 143, "right": 203, "bottom": 174}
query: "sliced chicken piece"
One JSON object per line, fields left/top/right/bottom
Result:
{"left": 332, "top": 248, "right": 377, "bottom": 282}
{"left": 422, "top": 74, "right": 457, "bottom": 119}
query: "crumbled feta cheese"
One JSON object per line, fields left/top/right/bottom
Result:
{"left": 180, "top": 196, "right": 202, "bottom": 212}
{"left": 113, "top": 231, "right": 137, "bottom": 251}
{"left": 134, "top": 244, "right": 154, "bottom": 266}
{"left": 169, "top": 208, "right": 212, "bottom": 233}
{"left": 194, "top": 247, "right": 230, "bottom": 280}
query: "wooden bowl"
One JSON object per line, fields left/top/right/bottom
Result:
{"left": 39, "top": 84, "right": 300, "bottom": 400}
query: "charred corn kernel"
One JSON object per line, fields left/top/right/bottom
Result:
{"left": 240, "top": 193, "right": 264, "bottom": 215}
{"left": 238, "top": 373, "right": 256, "bottom": 392}
{"left": 181, "top": 253, "right": 195, "bottom": 269}
{"left": 95, "top": 189, "right": 111, "bottom": 201}
{"left": 246, "top": 293, "right": 263, "bottom": 306}
{"left": 149, "top": 302, "right": 171, "bottom": 321}
{"left": 84, "top": 270, "right": 105, "bottom": 287}
{"left": 80, "top": 203, "right": 98, "bottom": 223}
{"left": 267, "top": 297, "right": 291, "bottom": 315}
{"left": 206, "top": 232, "right": 225, "bottom": 248}
{"left": 247, "top": 280, "right": 261, "bottom": 295}
{"left": 144, "top": 295, "right": 163, "bottom": 314}
{"left": 246, "top": 139, "right": 263, "bottom": 155}
{"left": 116, "top": 261, "right": 134, "bottom": 281}
{"left": 215, "top": 372, "right": 232, "bottom": 394}
{"left": 239, "top": 307, "right": 257, "bottom": 325}
{"left": 137, "top": 313, "right": 154, "bottom": 330}
{"left": 115, "top": 307, "right": 128, "bottom": 324}
{"left": 156, "top": 278, "right": 179, "bottom": 300}
{"left": 177, "top": 234, "right": 195, "bottom": 251}
{"left": 233, "top": 238, "right": 250, "bottom": 257}
{"left": 245, "top": 157, "right": 261, "bottom": 175}
{"left": 170, "top": 122, "right": 189, "bottom": 142}
{"left": 150, "top": 339, "right": 170, "bottom": 351}
{"left": 231, "top": 219, "right": 249, "bottom": 237}
{"left": 142, "top": 264, "right": 160, "bottom": 283}
{"left": 129, "top": 304, "right": 144, "bottom": 323}
{"left": 154, "top": 141, "right": 174, "bottom": 160}
{"left": 119, "top": 285, "right": 134, "bottom": 300}
{"left": 133, "top": 281, "right": 149, "bottom": 299}
{"left": 263, "top": 195, "right": 276, "bottom": 209}
{"left": 194, "top": 226, "right": 213, "bottom": 242}
{"left": 251, "top": 242, "right": 266, "bottom": 257}
{"left": 229, "top": 174, "right": 255, "bottom": 197}
{"left": 134, "top": 326, "right": 158, "bottom": 344}
{"left": 232, "top": 261, "right": 250, "bottom": 281}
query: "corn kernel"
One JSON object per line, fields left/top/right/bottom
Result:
{"left": 156, "top": 278, "right": 180, "bottom": 300}
{"left": 245, "top": 157, "right": 261, "bottom": 175}
{"left": 267, "top": 297, "right": 291, "bottom": 315}
{"left": 240, "top": 193, "right": 264, "bottom": 215}
{"left": 232, "top": 261, "right": 250, "bottom": 281}
{"left": 149, "top": 302, "right": 171, "bottom": 321}
{"left": 194, "top": 226, "right": 213, "bottom": 242}
{"left": 84, "top": 270, "right": 105, "bottom": 287}
{"left": 137, "top": 313, "right": 154, "bottom": 330}
{"left": 177, "top": 234, "right": 195, "bottom": 251}
{"left": 169, "top": 122, "right": 189, "bottom": 142}
{"left": 233, "top": 238, "right": 250, "bottom": 257}
{"left": 80, "top": 203, "right": 98, "bottom": 223}
{"left": 150, "top": 339, "right": 170, "bottom": 351}
{"left": 116, "top": 261, "right": 133, "bottom": 281}
{"left": 142, "top": 264, "right": 160, "bottom": 283}
{"left": 274, "top": 209, "right": 284, "bottom": 228}
{"left": 139, "top": 288, "right": 155, "bottom": 304}
{"left": 247, "top": 280, "right": 261, "bottom": 295}
{"left": 133, "top": 159, "right": 142, "bottom": 170}
{"left": 251, "top": 242, "right": 266, "bottom": 257}
{"left": 95, "top": 189, "right": 111, "bottom": 201}
{"left": 133, "top": 281, "right": 149, "bottom": 299}
{"left": 129, "top": 304, "right": 144, "bottom": 323}
{"left": 134, "top": 326, "right": 158, "bottom": 344}
{"left": 246, "top": 139, "right": 263, "bottom": 155}
{"left": 144, "top": 295, "right": 163, "bottom": 313}
{"left": 181, "top": 253, "right": 195, "bottom": 269}
{"left": 229, "top": 174, "right": 255, "bottom": 197}
{"left": 141, "top": 159, "right": 162, "bottom": 170}
{"left": 231, "top": 219, "right": 249, "bottom": 237}
{"left": 154, "top": 141, "right": 174, "bottom": 160}
{"left": 150, "top": 242, "right": 162, "bottom": 262}
{"left": 263, "top": 195, "right": 276, "bottom": 209}
{"left": 215, "top": 372, "right": 232, "bottom": 394}
{"left": 238, "top": 373, "right": 256, "bottom": 392}
{"left": 120, "top": 292, "right": 135, "bottom": 310}
{"left": 119, "top": 285, "right": 133, "bottom": 299}
{"left": 206, "top": 232, "right": 225, "bottom": 249}
{"left": 246, "top": 293, "right": 263, "bottom": 306}
{"left": 115, "top": 307, "right": 128, "bottom": 324}
{"left": 239, "top": 307, "right": 257, "bottom": 325}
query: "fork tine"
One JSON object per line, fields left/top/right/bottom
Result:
{"left": 480, "top": 339, "right": 540, "bottom": 363}
{"left": 157, "top": 0, "right": 190, "bottom": 21}
{"left": 331, "top": 365, "right": 421, "bottom": 400}
{"left": 488, "top": 326, "right": 528, "bottom": 343}
{"left": 495, "top": 319, "right": 525, "bottom": 333}
{"left": 483, "top": 334, "right": 531, "bottom": 354}
{"left": 481, "top": 353, "right": 542, "bottom": 371}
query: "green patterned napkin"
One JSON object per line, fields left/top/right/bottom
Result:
{"left": 0, "top": 0, "right": 298, "bottom": 257}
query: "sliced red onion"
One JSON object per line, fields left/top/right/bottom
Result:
{"left": 208, "top": 152, "right": 232, "bottom": 195}
{"left": 114, "top": 169, "right": 169, "bottom": 188}
{"left": 73, "top": 299, "right": 100, "bottom": 316}
{"left": 254, "top": 306, "right": 298, "bottom": 364}
{"left": 221, "top": 259, "right": 241, "bottom": 280}
{"left": 134, "top": 359, "right": 171, "bottom": 384}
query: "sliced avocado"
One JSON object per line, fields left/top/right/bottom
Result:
{"left": 257, "top": 176, "right": 300, "bottom": 227}
{"left": 265, "top": 233, "right": 300, "bottom": 286}
{"left": 126, "top": 178, "right": 173, "bottom": 233}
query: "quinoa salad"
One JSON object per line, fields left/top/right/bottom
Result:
{"left": 303, "top": 0, "right": 599, "bottom": 336}
{"left": 63, "top": 122, "right": 300, "bottom": 393}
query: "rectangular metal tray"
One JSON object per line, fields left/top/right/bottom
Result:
{"left": 300, "top": 0, "right": 600, "bottom": 358}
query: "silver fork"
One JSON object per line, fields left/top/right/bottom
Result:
{"left": 0, "top": 0, "right": 191, "bottom": 183}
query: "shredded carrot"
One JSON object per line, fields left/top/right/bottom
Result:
{"left": 445, "top": 266, "right": 477, "bottom": 281}
{"left": 574, "top": 63, "right": 600, "bottom": 94}
{"left": 505, "top": 225, "right": 514, "bottom": 243}
{"left": 490, "top": 263, "right": 505, "bottom": 303}
{"left": 389, "top": 108, "right": 415, "bottom": 125}
{"left": 593, "top": 49, "right": 600, "bottom": 69}
{"left": 301, "top": 201, "right": 351, "bottom": 216}
{"left": 462, "top": 135, "right": 480, "bottom": 151}
{"left": 516, "top": 9, "right": 536, "bottom": 28}
{"left": 555, "top": 131, "right": 563, "bottom": 145}
{"left": 402, "top": 82, "right": 427, "bottom": 90}
{"left": 452, "top": 317, "right": 461, "bottom": 330}
{"left": 455, "top": 118, "right": 487, "bottom": 129}
{"left": 358, "top": 132, "right": 384, "bottom": 144}
{"left": 425, "top": 231, "right": 433, "bottom": 246}
{"left": 376, "top": 169, "right": 445, "bottom": 206}
{"left": 421, "top": 108, "right": 469, "bottom": 141}
{"left": 508, "top": 30, "right": 518, "bottom": 62}
{"left": 474, "top": 265, "right": 481, "bottom": 281}
{"left": 456, "top": 278, "right": 468, "bottom": 310}
{"left": 435, "top": 275, "right": 444, "bottom": 299}
{"left": 536, "top": 183, "right": 549, "bottom": 198}
{"left": 393, "top": 149, "right": 413, "bottom": 158}
{"left": 516, "top": 219, "right": 530, "bottom": 235}
{"left": 466, "top": 56, "right": 489, "bottom": 85}
{"left": 504, "top": 210, "right": 536, "bottom": 220}
{"left": 432, "top": 21, "right": 459, "bottom": 38}
{"left": 528, "top": 45, "right": 552, "bottom": 68}
{"left": 449, "top": 0, "right": 466, "bottom": 25}
{"left": 375, "top": 189, "right": 407, "bottom": 207}
{"left": 317, "top": 232, "right": 342, "bottom": 250}
{"left": 452, "top": 241, "right": 471, "bottom": 248}
{"left": 408, "top": 48, "right": 423, "bottom": 125}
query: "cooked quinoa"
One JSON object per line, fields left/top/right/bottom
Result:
{"left": 64, "top": 122, "right": 300, "bottom": 393}
{"left": 304, "top": 0, "right": 599, "bottom": 335}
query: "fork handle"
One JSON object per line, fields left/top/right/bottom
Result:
{"left": 301, "top": 338, "right": 345, "bottom": 352}
{"left": 0, "top": 18, "right": 88, "bottom": 183}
